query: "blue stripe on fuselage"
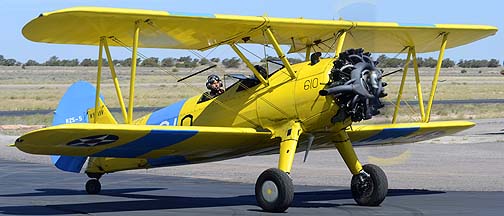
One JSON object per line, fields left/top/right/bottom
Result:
{"left": 92, "top": 129, "right": 197, "bottom": 158}
{"left": 146, "top": 99, "right": 187, "bottom": 126}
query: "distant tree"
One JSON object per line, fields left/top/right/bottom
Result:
{"left": 44, "top": 56, "right": 61, "bottom": 66}
{"left": 376, "top": 55, "right": 403, "bottom": 67}
{"left": 3, "top": 58, "right": 18, "bottom": 66}
{"left": 210, "top": 57, "right": 220, "bottom": 63}
{"left": 199, "top": 58, "right": 210, "bottom": 65}
{"left": 261, "top": 56, "right": 281, "bottom": 62}
{"left": 175, "top": 62, "right": 185, "bottom": 68}
{"left": 121, "top": 58, "right": 140, "bottom": 66}
{"left": 441, "top": 58, "right": 455, "bottom": 68}
{"left": 60, "top": 59, "right": 79, "bottom": 67}
{"left": 112, "top": 59, "right": 122, "bottom": 66}
{"left": 222, "top": 57, "right": 241, "bottom": 68}
{"left": 101, "top": 59, "right": 109, "bottom": 67}
{"left": 140, "top": 57, "right": 159, "bottom": 67}
{"left": 80, "top": 58, "right": 94, "bottom": 66}
{"left": 415, "top": 57, "right": 425, "bottom": 67}
{"left": 24, "top": 59, "right": 40, "bottom": 66}
{"left": 178, "top": 56, "right": 192, "bottom": 63}
{"left": 422, "top": 57, "right": 437, "bottom": 68}
{"left": 457, "top": 59, "right": 466, "bottom": 68}
{"left": 190, "top": 59, "right": 199, "bottom": 67}
{"left": 488, "top": 59, "right": 501, "bottom": 67}
{"left": 287, "top": 57, "right": 303, "bottom": 64}
{"left": 478, "top": 59, "right": 489, "bottom": 67}
{"left": 161, "top": 57, "right": 176, "bottom": 67}
{"left": 457, "top": 59, "right": 496, "bottom": 68}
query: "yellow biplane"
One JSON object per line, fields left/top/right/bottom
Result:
{"left": 14, "top": 7, "right": 497, "bottom": 212}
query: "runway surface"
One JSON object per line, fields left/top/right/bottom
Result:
{"left": 0, "top": 159, "right": 503, "bottom": 215}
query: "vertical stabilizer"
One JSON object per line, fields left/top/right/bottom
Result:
{"left": 51, "top": 81, "right": 115, "bottom": 173}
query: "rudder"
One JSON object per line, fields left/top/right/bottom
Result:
{"left": 51, "top": 81, "right": 116, "bottom": 173}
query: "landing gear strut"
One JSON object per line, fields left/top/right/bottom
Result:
{"left": 333, "top": 130, "right": 388, "bottom": 206}
{"left": 255, "top": 121, "right": 301, "bottom": 212}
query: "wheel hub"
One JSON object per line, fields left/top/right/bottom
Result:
{"left": 261, "top": 180, "right": 279, "bottom": 202}
{"left": 356, "top": 172, "right": 373, "bottom": 197}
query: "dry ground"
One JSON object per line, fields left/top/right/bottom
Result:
{"left": 1, "top": 65, "right": 503, "bottom": 126}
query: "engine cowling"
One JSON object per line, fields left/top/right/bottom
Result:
{"left": 320, "top": 48, "right": 387, "bottom": 123}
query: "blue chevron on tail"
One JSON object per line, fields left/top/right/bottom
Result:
{"left": 51, "top": 81, "right": 105, "bottom": 173}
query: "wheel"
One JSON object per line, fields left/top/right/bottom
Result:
{"left": 85, "top": 179, "right": 101, "bottom": 194}
{"left": 255, "top": 168, "right": 294, "bottom": 212}
{"left": 351, "top": 164, "right": 388, "bottom": 206}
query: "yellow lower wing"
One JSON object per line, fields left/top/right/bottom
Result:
{"left": 277, "top": 120, "right": 476, "bottom": 154}
{"left": 15, "top": 123, "right": 272, "bottom": 158}
{"left": 347, "top": 120, "right": 475, "bottom": 146}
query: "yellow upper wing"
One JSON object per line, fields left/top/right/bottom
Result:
{"left": 23, "top": 7, "right": 497, "bottom": 53}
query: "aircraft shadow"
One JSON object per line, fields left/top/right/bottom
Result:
{"left": 0, "top": 188, "right": 445, "bottom": 215}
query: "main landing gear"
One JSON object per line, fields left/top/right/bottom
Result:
{"left": 335, "top": 130, "right": 388, "bottom": 207}
{"left": 254, "top": 125, "right": 388, "bottom": 212}
{"left": 255, "top": 121, "right": 300, "bottom": 212}
{"left": 85, "top": 172, "right": 103, "bottom": 194}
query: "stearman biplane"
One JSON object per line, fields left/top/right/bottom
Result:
{"left": 13, "top": 7, "right": 497, "bottom": 212}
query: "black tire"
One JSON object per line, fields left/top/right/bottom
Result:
{"left": 255, "top": 168, "right": 294, "bottom": 212}
{"left": 351, "top": 164, "right": 388, "bottom": 206}
{"left": 85, "top": 179, "right": 101, "bottom": 194}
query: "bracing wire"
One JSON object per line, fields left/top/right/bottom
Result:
{"left": 109, "top": 36, "right": 262, "bottom": 127}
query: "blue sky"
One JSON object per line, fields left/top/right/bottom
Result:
{"left": 1, "top": 0, "right": 501, "bottom": 63}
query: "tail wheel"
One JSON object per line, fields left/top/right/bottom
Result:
{"left": 351, "top": 164, "right": 388, "bottom": 206}
{"left": 85, "top": 179, "right": 101, "bottom": 194}
{"left": 255, "top": 168, "right": 294, "bottom": 212}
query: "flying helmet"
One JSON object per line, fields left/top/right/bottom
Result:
{"left": 206, "top": 74, "right": 222, "bottom": 90}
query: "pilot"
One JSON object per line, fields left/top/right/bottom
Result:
{"left": 206, "top": 74, "right": 225, "bottom": 98}
{"left": 310, "top": 52, "right": 322, "bottom": 65}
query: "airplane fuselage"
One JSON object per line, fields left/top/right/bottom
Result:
{"left": 86, "top": 59, "right": 347, "bottom": 173}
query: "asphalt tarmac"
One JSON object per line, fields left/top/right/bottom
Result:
{"left": 1, "top": 118, "right": 504, "bottom": 215}
{"left": 0, "top": 159, "right": 503, "bottom": 216}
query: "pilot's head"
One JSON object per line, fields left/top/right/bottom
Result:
{"left": 206, "top": 74, "right": 222, "bottom": 91}
{"left": 310, "top": 52, "right": 322, "bottom": 65}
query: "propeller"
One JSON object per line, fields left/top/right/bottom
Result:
{"left": 319, "top": 48, "right": 387, "bottom": 122}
